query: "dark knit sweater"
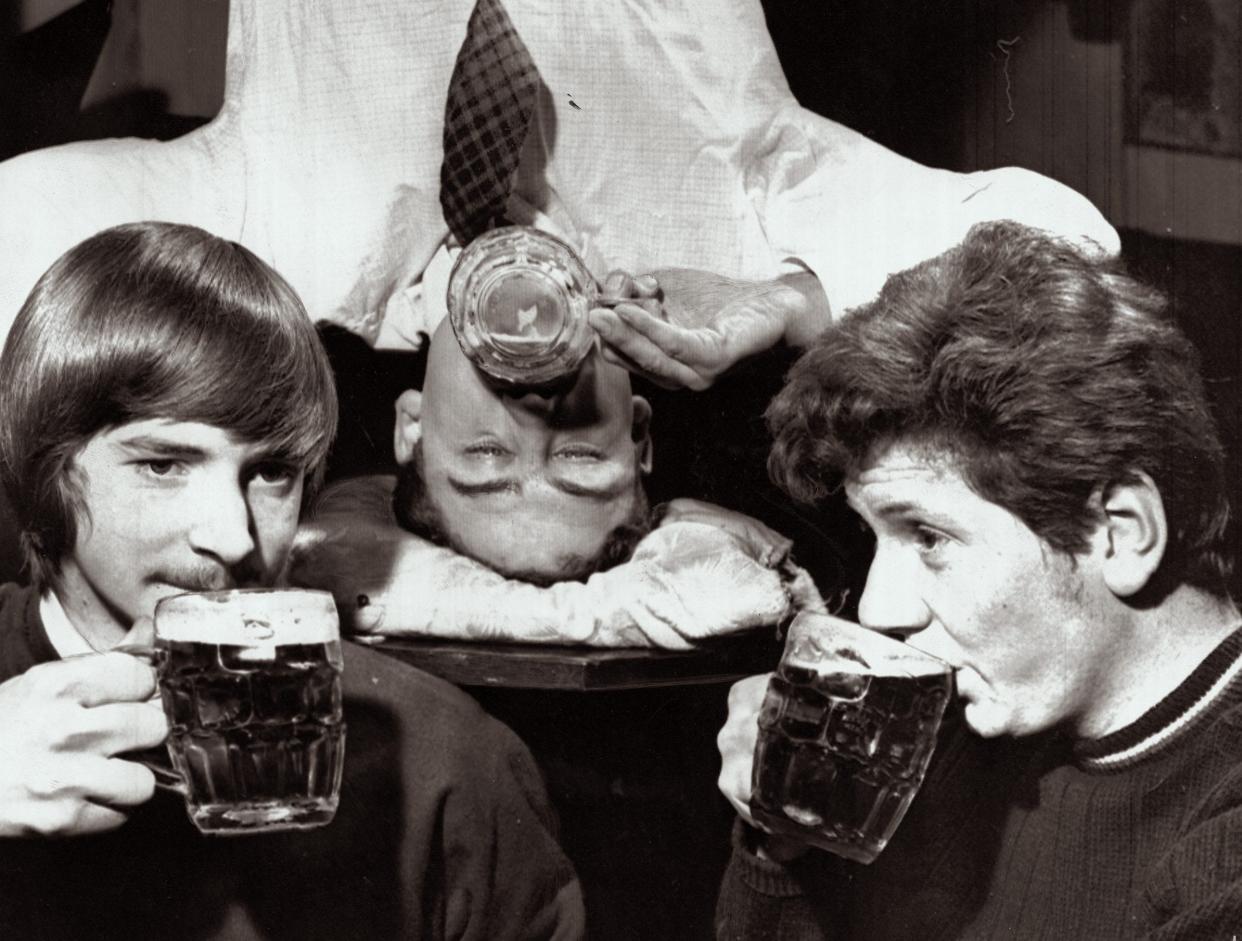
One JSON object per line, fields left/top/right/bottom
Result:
{"left": 717, "top": 626, "right": 1242, "bottom": 940}
{"left": 0, "top": 583, "right": 587, "bottom": 941}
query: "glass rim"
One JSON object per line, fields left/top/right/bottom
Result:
{"left": 786, "top": 610, "right": 953, "bottom": 673}
{"left": 155, "top": 587, "right": 335, "bottom": 608}
{"left": 153, "top": 588, "right": 340, "bottom": 645}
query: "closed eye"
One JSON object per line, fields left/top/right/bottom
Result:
{"left": 464, "top": 443, "right": 510, "bottom": 457}
{"left": 554, "top": 446, "right": 603, "bottom": 460}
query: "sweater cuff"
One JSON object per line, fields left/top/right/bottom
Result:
{"left": 728, "top": 818, "right": 809, "bottom": 899}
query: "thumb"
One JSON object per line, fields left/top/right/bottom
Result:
{"left": 630, "top": 273, "right": 661, "bottom": 299}
{"left": 112, "top": 616, "right": 162, "bottom": 704}
{"left": 122, "top": 615, "right": 156, "bottom": 648}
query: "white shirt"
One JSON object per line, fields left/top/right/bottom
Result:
{"left": 0, "top": 0, "right": 1119, "bottom": 349}
{"left": 39, "top": 590, "right": 96, "bottom": 659}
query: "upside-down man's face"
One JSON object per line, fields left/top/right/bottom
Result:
{"left": 406, "top": 317, "right": 652, "bottom": 579}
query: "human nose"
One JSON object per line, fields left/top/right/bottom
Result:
{"left": 510, "top": 390, "right": 560, "bottom": 417}
{"left": 857, "top": 547, "right": 931, "bottom": 638}
{"left": 503, "top": 361, "right": 597, "bottom": 426}
{"left": 187, "top": 473, "right": 255, "bottom": 565}
{"left": 506, "top": 388, "right": 600, "bottom": 432}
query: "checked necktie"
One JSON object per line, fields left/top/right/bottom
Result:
{"left": 439, "top": 0, "right": 540, "bottom": 246}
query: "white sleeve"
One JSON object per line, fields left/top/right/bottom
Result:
{"left": 0, "top": 0, "right": 472, "bottom": 345}
{"left": 756, "top": 108, "right": 1120, "bottom": 319}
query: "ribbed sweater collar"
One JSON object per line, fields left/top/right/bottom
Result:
{"left": 1074, "top": 624, "right": 1242, "bottom": 772}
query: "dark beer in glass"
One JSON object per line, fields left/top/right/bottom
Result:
{"left": 154, "top": 589, "right": 345, "bottom": 835}
{"left": 750, "top": 613, "right": 952, "bottom": 863}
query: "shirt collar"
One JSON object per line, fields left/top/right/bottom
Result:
{"left": 1075, "top": 623, "right": 1242, "bottom": 771}
{"left": 39, "top": 589, "right": 97, "bottom": 659}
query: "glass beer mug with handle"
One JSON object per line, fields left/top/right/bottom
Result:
{"left": 750, "top": 612, "right": 954, "bottom": 864}
{"left": 148, "top": 588, "right": 346, "bottom": 835}
{"left": 447, "top": 226, "right": 601, "bottom": 387}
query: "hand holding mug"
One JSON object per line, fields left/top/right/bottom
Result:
{"left": 717, "top": 673, "right": 812, "bottom": 864}
{"left": 0, "top": 651, "right": 166, "bottom": 836}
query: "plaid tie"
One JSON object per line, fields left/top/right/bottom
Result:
{"left": 440, "top": 0, "right": 540, "bottom": 246}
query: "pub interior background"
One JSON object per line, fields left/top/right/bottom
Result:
{"left": 1, "top": 1, "right": 1240, "bottom": 939}
{"left": 2, "top": 0, "right": 1240, "bottom": 592}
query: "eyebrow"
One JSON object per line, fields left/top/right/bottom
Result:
{"left": 116, "top": 434, "right": 301, "bottom": 466}
{"left": 447, "top": 475, "right": 629, "bottom": 502}
{"left": 869, "top": 500, "right": 921, "bottom": 518}
{"left": 115, "top": 435, "right": 210, "bottom": 459}
{"left": 852, "top": 498, "right": 960, "bottom": 533}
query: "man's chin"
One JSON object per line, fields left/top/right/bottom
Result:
{"left": 469, "top": 554, "right": 565, "bottom": 584}
{"left": 453, "top": 537, "right": 584, "bottom": 585}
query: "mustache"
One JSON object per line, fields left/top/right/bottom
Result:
{"left": 151, "top": 561, "right": 267, "bottom": 593}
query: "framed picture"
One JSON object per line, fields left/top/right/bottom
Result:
{"left": 1128, "top": 0, "right": 1242, "bottom": 156}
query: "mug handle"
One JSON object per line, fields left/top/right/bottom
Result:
{"left": 126, "top": 748, "right": 188, "bottom": 796}
{"left": 111, "top": 644, "right": 186, "bottom": 795}
{"left": 111, "top": 642, "right": 166, "bottom": 665}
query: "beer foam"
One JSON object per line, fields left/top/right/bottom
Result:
{"left": 785, "top": 614, "right": 948, "bottom": 678}
{"left": 155, "top": 590, "right": 339, "bottom": 645}
{"left": 786, "top": 650, "right": 948, "bottom": 679}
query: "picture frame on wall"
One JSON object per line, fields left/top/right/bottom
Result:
{"left": 1128, "top": 0, "right": 1242, "bottom": 157}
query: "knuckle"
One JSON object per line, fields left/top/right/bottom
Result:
{"left": 23, "top": 807, "right": 70, "bottom": 838}
{"left": 633, "top": 349, "right": 664, "bottom": 372}
{"left": 40, "top": 803, "right": 87, "bottom": 837}
{"left": 22, "top": 759, "right": 73, "bottom": 802}
{"left": 27, "top": 703, "right": 85, "bottom": 751}
{"left": 22, "top": 661, "right": 71, "bottom": 698}
{"left": 111, "top": 653, "right": 158, "bottom": 695}
{"left": 727, "top": 676, "right": 754, "bottom": 707}
{"left": 29, "top": 800, "right": 116, "bottom": 837}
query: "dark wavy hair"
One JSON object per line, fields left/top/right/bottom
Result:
{"left": 767, "top": 220, "right": 1232, "bottom": 597}
{"left": 393, "top": 442, "right": 656, "bottom": 586}
{"left": 0, "top": 222, "right": 338, "bottom": 585}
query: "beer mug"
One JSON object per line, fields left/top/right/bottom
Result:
{"left": 749, "top": 612, "right": 953, "bottom": 864}
{"left": 150, "top": 588, "right": 346, "bottom": 835}
{"left": 447, "top": 226, "right": 599, "bottom": 386}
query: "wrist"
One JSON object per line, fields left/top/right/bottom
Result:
{"left": 774, "top": 270, "right": 831, "bottom": 347}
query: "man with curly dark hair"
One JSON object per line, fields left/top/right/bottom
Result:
{"left": 715, "top": 221, "right": 1241, "bottom": 940}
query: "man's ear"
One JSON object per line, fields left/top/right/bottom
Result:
{"left": 1096, "top": 473, "right": 1167, "bottom": 598}
{"left": 393, "top": 390, "right": 423, "bottom": 465}
{"left": 632, "top": 396, "right": 653, "bottom": 474}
